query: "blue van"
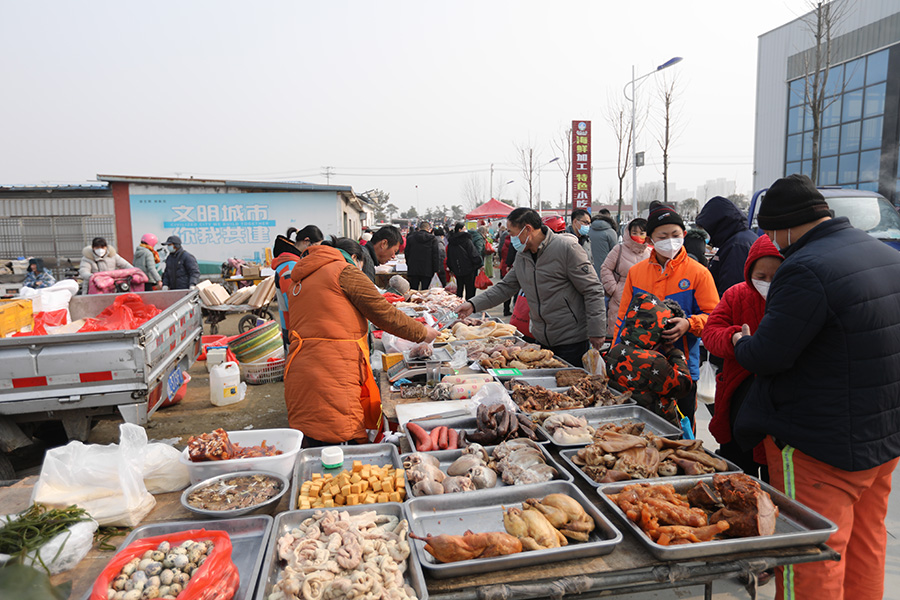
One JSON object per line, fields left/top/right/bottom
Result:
{"left": 748, "top": 187, "right": 900, "bottom": 252}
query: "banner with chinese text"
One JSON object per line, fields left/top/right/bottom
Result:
{"left": 571, "top": 120, "right": 592, "bottom": 211}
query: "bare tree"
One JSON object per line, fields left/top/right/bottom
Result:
{"left": 550, "top": 128, "right": 572, "bottom": 212}
{"left": 801, "top": 0, "right": 850, "bottom": 183}
{"left": 654, "top": 73, "right": 683, "bottom": 205}
{"left": 515, "top": 142, "right": 540, "bottom": 209}
{"left": 606, "top": 96, "right": 633, "bottom": 222}
{"left": 460, "top": 174, "right": 486, "bottom": 212}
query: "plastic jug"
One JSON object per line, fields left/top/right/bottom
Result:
{"left": 209, "top": 361, "right": 246, "bottom": 406}
{"left": 206, "top": 347, "right": 228, "bottom": 372}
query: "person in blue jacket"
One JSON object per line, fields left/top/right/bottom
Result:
{"left": 695, "top": 196, "right": 759, "bottom": 297}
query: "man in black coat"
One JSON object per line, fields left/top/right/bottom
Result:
{"left": 404, "top": 221, "right": 441, "bottom": 290}
{"left": 695, "top": 196, "right": 759, "bottom": 296}
{"left": 161, "top": 235, "right": 200, "bottom": 290}
{"left": 731, "top": 174, "right": 900, "bottom": 600}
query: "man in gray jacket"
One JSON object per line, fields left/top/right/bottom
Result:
{"left": 456, "top": 208, "right": 606, "bottom": 366}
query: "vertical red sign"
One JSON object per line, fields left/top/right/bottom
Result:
{"left": 571, "top": 120, "right": 592, "bottom": 211}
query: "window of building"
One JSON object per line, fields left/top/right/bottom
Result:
{"left": 784, "top": 47, "right": 892, "bottom": 194}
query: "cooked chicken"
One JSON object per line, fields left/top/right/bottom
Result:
{"left": 502, "top": 506, "right": 567, "bottom": 550}
{"left": 527, "top": 494, "right": 596, "bottom": 542}
{"left": 409, "top": 530, "right": 522, "bottom": 562}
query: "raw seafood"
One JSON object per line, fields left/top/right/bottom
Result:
{"left": 186, "top": 428, "right": 282, "bottom": 462}
{"left": 186, "top": 474, "right": 282, "bottom": 511}
{"left": 270, "top": 510, "right": 418, "bottom": 600}
{"left": 409, "top": 530, "right": 522, "bottom": 563}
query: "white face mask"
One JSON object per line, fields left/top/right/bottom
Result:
{"left": 752, "top": 279, "right": 771, "bottom": 299}
{"left": 653, "top": 237, "right": 684, "bottom": 259}
{"left": 94, "top": 248, "right": 107, "bottom": 258}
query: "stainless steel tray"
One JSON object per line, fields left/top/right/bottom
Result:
{"left": 290, "top": 443, "right": 403, "bottom": 510}
{"left": 403, "top": 345, "right": 453, "bottom": 365}
{"left": 401, "top": 443, "right": 572, "bottom": 498}
{"left": 406, "top": 480, "right": 622, "bottom": 578}
{"left": 83, "top": 515, "right": 272, "bottom": 600}
{"left": 537, "top": 405, "right": 681, "bottom": 447}
{"left": 404, "top": 414, "right": 550, "bottom": 452}
{"left": 255, "top": 503, "right": 429, "bottom": 600}
{"left": 560, "top": 446, "right": 742, "bottom": 488}
{"left": 597, "top": 474, "right": 838, "bottom": 560}
{"left": 489, "top": 365, "right": 587, "bottom": 379}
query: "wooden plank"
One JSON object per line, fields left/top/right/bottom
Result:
{"left": 0, "top": 298, "right": 33, "bottom": 337}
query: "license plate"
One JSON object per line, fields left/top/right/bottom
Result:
{"left": 166, "top": 365, "right": 184, "bottom": 400}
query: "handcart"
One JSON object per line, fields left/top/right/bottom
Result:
{"left": 201, "top": 301, "right": 276, "bottom": 335}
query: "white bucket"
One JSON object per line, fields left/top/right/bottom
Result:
{"left": 209, "top": 361, "right": 246, "bottom": 406}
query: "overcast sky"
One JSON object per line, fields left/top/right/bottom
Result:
{"left": 1, "top": 1, "right": 808, "bottom": 213}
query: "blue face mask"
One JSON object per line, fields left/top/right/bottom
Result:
{"left": 579, "top": 224, "right": 590, "bottom": 236}
{"left": 510, "top": 228, "right": 528, "bottom": 252}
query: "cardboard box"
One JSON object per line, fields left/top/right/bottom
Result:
{"left": 0, "top": 298, "right": 33, "bottom": 338}
{"left": 381, "top": 353, "right": 404, "bottom": 371}
{"left": 242, "top": 265, "right": 261, "bottom": 278}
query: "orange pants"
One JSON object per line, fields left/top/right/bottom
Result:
{"left": 764, "top": 436, "right": 898, "bottom": 600}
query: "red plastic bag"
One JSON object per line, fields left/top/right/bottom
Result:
{"left": 90, "top": 529, "right": 239, "bottom": 600}
{"left": 78, "top": 293, "right": 161, "bottom": 333}
{"left": 12, "top": 309, "right": 69, "bottom": 336}
{"left": 475, "top": 268, "right": 492, "bottom": 290}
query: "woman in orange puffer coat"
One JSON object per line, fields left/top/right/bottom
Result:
{"left": 285, "top": 238, "right": 438, "bottom": 445}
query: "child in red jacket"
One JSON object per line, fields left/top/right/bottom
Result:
{"left": 701, "top": 235, "right": 783, "bottom": 479}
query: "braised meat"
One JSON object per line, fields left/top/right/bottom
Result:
{"left": 186, "top": 428, "right": 283, "bottom": 462}
{"left": 709, "top": 473, "right": 779, "bottom": 537}
{"left": 686, "top": 480, "right": 722, "bottom": 509}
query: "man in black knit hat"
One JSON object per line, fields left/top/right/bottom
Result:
{"left": 731, "top": 174, "right": 900, "bottom": 600}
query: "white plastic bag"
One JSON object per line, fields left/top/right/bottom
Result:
{"left": 142, "top": 442, "right": 190, "bottom": 494}
{"left": 469, "top": 382, "right": 518, "bottom": 415}
{"left": 382, "top": 332, "right": 419, "bottom": 354}
{"left": 697, "top": 360, "right": 717, "bottom": 405}
{"left": 0, "top": 515, "right": 97, "bottom": 575}
{"left": 581, "top": 348, "right": 607, "bottom": 377}
{"left": 429, "top": 273, "right": 442, "bottom": 288}
{"left": 31, "top": 423, "right": 156, "bottom": 527}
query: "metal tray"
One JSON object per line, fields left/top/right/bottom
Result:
{"left": 537, "top": 405, "right": 681, "bottom": 447}
{"left": 290, "top": 443, "right": 403, "bottom": 510}
{"left": 83, "top": 515, "right": 272, "bottom": 600}
{"left": 403, "top": 345, "right": 453, "bottom": 365}
{"left": 401, "top": 443, "right": 572, "bottom": 498}
{"left": 489, "top": 365, "right": 587, "bottom": 380}
{"left": 559, "top": 445, "right": 742, "bottom": 489}
{"left": 406, "top": 480, "right": 622, "bottom": 578}
{"left": 447, "top": 335, "right": 525, "bottom": 350}
{"left": 597, "top": 474, "right": 838, "bottom": 560}
{"left": 404, "top": 414, "right": 550, "bottom": 452}
{"left": 255, "top": 503, "right": 428, "bottom": 600}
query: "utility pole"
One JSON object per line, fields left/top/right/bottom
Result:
{"left": 322, "top": 166, "right": 334, "bottom": 184}
{"left": 489, "top": 164, "right": 494, "bottom": 200}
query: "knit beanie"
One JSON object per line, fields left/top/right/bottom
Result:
{"left": 758, "top": 174, "right": 830, "bottom": 230}
{"left": 646, "top": 202, "right": 685, "bottom": 237}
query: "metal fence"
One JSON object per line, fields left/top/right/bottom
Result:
{"left": 0, "top": 215, "right": 117, "bottom": 278}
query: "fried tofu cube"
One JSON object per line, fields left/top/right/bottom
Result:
{"left": 360, "top": 480, "right": 369, "bottom": 493}
{"left": 388, "top": 491, "right": 401, "bottom": 503}
{"left": 347, "top": 495, "right": 359, "bottom": 506}
{"left": 335, "top": 494, "right": 346, "bottom": 505}
{"left": 322, "top": 492, "right": 333, "bottom": 502}
{"left": 371, "top": 479, "right": 382, "bottom": 492}
{"left": 340, "top": 484, "right": 351, "bottom": 497}
{"left": 376, "top": 492, "right": 389, "bottom": 503}
{"left": 382, "top": 480, "right": 394, "bottom": 494}
{"left": 349, "top": 483, "right": 361, "bottom": 495}
{"left": 363, "top": 496, "right": 376, "bottom": 504}
{"left": 396, "top": 477, "right": 406, "bottom": 489}
{"left": 361, "top": 467, "right": 370, "bottom": 479}
{"left": 323, "top": 499, "right": 334, "bottom": 508}
{"left": 399, "top": 488, "right": 407, "bottom": 500}
{"left": 299, "top": 500, "right": 311, "bottom": 510}
{"left": 350, "top": 473, "right": 362, "bottom": 484}
{"left": 309, "top": 487, "right": 321, "bottom": 498}
{"left": 353, "top": 460, "right": 363, "bottom": 472}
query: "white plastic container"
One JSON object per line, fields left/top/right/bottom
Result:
{"left": 209, "top": 361, "right": 246, "bottom": 406}
{"left": 206, "top": 347, "right": 228, "bottom": 371}
{"left": 179, "top": 428, "right": 304, "bottom": 484}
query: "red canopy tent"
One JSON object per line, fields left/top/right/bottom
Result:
{"left": 465, "top": 198, "right": 516, "bottom": 220}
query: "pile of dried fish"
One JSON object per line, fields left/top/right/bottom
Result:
{"left": 467, "top": 404, "right": 538, "bottom": 445}
{"left": 270, "top": 510, "right": 418, "bottom": 600}
{"left": 503, "top": 493, "right": 596, "bottom": 550}
{"left": 572, "top": 422, "right": 729, "bottom": 483}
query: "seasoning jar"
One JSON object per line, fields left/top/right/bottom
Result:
{"left": 321, "top": 446, "right": 344, "bottom": 470}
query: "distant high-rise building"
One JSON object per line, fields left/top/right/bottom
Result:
{"left": 697, "top": 178, "right": 737, "bottom": 202}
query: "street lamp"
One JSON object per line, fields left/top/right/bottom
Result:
{"left": 498, "top": 179, "right": 514, "bottom": 201}
{"left": 537, "top": 157, "right": 560, "bottom": 210}
{"left": 624, "top": 56, "right": 682, "bottom": 217}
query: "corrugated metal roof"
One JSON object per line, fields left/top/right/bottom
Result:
{"left": 0, "top": 183, "right": 109, "bottom": 193}
{"left": 97, "top": 174, "right": 354, "bottom": 194}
